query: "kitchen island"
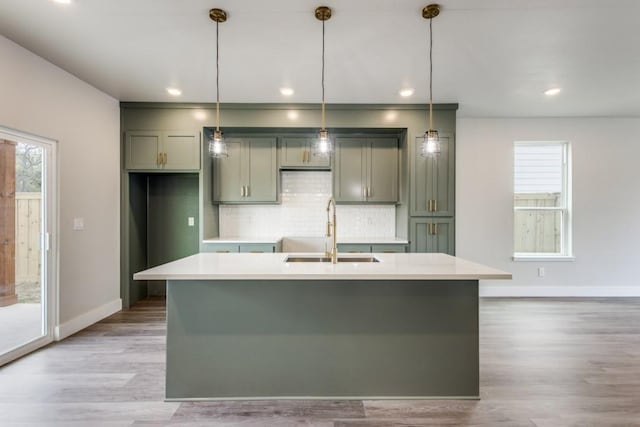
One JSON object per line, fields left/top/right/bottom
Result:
{"left": 134, "top": 252, "right": 510, "bottom": 400}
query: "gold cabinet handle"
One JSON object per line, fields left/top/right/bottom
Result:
{"left": 216, "top": 250, "right": 230, "bottom": 253}
{"left": 428, "top": 199, "right": 432, "bottom": 212}
{"left": 428, "top": 223, "right": 433, "bottom": 235}
{"left": 434, "top": 199, "right": 438, "bottom": 212}
{"left": 163, "top": 152, "right": 168, "bottom": 165}
{"left": 157, "top": 153, "right": 162, "bottom": 166}
{"left": 241, "top": 186, "right": 245, "bottom": 197}
{"left": 245, "top": 185, "right": 249, "bottom": 197}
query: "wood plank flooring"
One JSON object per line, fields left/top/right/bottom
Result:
{"left": 1, "top": 297, "right": 639, "bottom": 426}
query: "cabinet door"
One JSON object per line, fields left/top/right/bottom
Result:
{"left": 280, "top": 138, "right": 307, "bottom": 168}
{"left": 212, "top": 140, "right": 243, "bottom": 202}
{"left": 410, "top": 218, "right": 454, "bottom": 255}
{"left": 125, "top": 131, "right": 161, "bottom": 170}
{"left": 337, "top": 244, "right": 371, "bottom": 253}
{"left": 306, "top": 141, "right": 331, "bottom": 169}
{"left": 371, "top": 244, "right": 407, "bottom": 253}
{"left": 244, "top": 138, "right": 278, "bottom": 203}
{"left": 239, "top": 243, "right": 277, "bottom": 253}
{"left": 334, "top": 138, "right": 366, "bottom": 202}
{"left": 163, "top": 131, "right": 200, "bottom": 170}
{"left": 367, "top": 138, "right": 398, "bottom": 203}
{"left": 201, "top": 243, "right": 240, "bottom": 253}
{"left": 411, "top": 134, "right": 454, "bottom": 216}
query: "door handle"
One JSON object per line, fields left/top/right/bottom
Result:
{"left": 163, "top": 152, "right": 168, "bottom": 165}
{"left": 428, "top": 199, "right": 432, "bottom": 212}
{"left": 245, "top": 185, "right": 249, "bottom": 197}
{"left": 241, "top": 186, "right": 245, "bottom": 197}
{"left": 157, "top": 153, "right": 162, "bottom": 166}
{"left": 434, "top": 199, "right": 438, "bottom": 212}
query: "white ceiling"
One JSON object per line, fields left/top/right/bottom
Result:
{"left": 1, "top": 0, "right": 640, "bottom": 117}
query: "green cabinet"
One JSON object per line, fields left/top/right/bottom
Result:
{"left": 409, "top": 218, "right": 454, "bottom": 255}
{"left": 280, "top": 137, "right": 330, "bottom": 169}
{"left": 334, "top": 137, "right": 398, "bottom": 203}
{"left": 337, "top": 243, "right": 408, "bottom": 253}
{"left": 411, "top": 134, "right": 454, "bottom": 216}
{"left": 125, "top": 130, "right": 200, "bottom": 171}
{"left": 212, "top": 137, "right": 278, "bottom": 203}
{"left": 201, "top": 242, "right": 281, "bottom": 253}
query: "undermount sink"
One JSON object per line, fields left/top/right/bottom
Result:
{"left": 285, "top": 256, "right": 380, "bottom": 263}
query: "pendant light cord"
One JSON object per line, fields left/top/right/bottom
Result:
{"left": 216, "top": 20, "right": 220, "bottom": 132}
{"left": 428, "top": 16, "right": 433, "bottom": 130}
{"left": 321, "top": 19, "right": 326, "bottom": 131}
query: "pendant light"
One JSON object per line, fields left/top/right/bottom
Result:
{"left": 312, "top": 6, "right": 332, "bottom": 158}
{"left": 208, "top": 8, "right": 228, "bottom": 158}
{"left": 419, "top": 4, "right": 440, "bottom": 157}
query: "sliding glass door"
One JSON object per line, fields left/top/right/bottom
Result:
{"left": 0, "top": 127, "right": 57, "bottom": 366}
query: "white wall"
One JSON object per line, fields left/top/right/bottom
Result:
{"left": 0, "top": 35, "right": 121, "bottom": 334}
{"left": 457, "top": 117, "right": 640, "bottom": 296}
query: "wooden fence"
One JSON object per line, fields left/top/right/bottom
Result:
{"left": 514, "top": 193, "right": 561, "bottom": 253}
{"left": 15, "top": 192, "right": 41, "bottom": 283}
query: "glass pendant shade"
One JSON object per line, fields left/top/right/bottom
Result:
{"left": 419, "top": 129, "right": 440, "bottom": 157}
{"left": 312, "top": 129, "right": 332, "bottom": 158}
{"left": 208, "top": 129, "right": 228, "bottom": 158}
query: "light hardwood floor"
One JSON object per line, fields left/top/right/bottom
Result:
{"left": 1, "top": 297, "right": 639, "bottom": 426}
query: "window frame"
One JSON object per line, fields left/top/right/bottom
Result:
{"left": 513, "top": 141, "right": 573, "bottom": 261}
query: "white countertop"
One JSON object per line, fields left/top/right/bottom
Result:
{"left": 134, "top": 252, "right": 511, "bottom": 281}
{"left": 203, "top": 237, "right": 408, "bottom": 244}
{"left": 337, "top": 237, "right": 409, "bottom": 244}
{"left": 203, "top": 237, "right": 283, "bottom": 244}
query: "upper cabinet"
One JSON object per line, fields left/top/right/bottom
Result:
{"left": 125, "top": 130, "right": 200, "bottom": 171}
{"left": 411, "top": 134, "right": 454, "bottom": 216}
{"left": 212, "top": 137, "right": 278, "bottom": 204}
{"left": 333, "top": 137, "right": 398, "bottom": 203}
{"left": 280, "top": 137, "right": 330, "bottom": 169}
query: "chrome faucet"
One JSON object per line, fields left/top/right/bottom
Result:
{"left": 325, "top": 197, "right": 338, "bottom": 264}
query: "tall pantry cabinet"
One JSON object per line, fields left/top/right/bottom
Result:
{"left": 409, "top": 133, "right": 455, "bottom": 255}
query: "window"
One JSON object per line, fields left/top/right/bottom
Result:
{"left": 513, "top": 141, "right": 572, "bottom": 259}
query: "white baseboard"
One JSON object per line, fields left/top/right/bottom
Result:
{"left": 480, "top": 285, "right": 640, "bottom": 297}
{"left": 54, "top": 298, "right": 122, "bottom": 341}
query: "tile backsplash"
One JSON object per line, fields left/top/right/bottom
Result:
{"left": 219, "top": 171, "right": 395, "bottom": 238}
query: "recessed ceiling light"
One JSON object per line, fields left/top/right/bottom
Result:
{"left": 52, "top": 0, "right": 72, "bottom": 4}
{"left": 166, "top": 87, "right": 182, "bottom": 96}
{"left": 399, "top": 88, "right": 414, "bottom": 97}
{"left": 280, "top": 87, "right": 295, "bottom": 96}
{"left": 544, "top": 87, "right": 561, "bottom": 96}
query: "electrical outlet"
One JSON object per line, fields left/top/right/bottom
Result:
{"left": 188, "top": 217, "right": 195, "bottom": 227}
{"left": 73, "top": 217, "right": 84, "bottom": 231}
{"left": 538, "top": 267, "right": 545, "bottom": 277}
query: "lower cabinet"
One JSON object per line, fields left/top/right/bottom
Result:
{"left": 202, "top": 242, "right": 282, "bottom": 253}
{"left": 337, "top": 243, "right": 408, "bottom": 253}
{"left": 409, "top": 218, "right": 455, "bottom": 255}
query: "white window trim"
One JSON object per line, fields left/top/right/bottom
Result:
{"left": 513, "top": 141, "right": 573, "bottom": 261}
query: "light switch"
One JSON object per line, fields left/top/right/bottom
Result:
{"left": 188, "top": 217, "right": 195, "bottom": 227}
{"left": 73, "top": 217, "right": 84, "bottom": 231}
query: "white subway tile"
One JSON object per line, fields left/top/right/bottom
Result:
{"left": 219, "top": 171, "right": 395, "bottom": 238}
